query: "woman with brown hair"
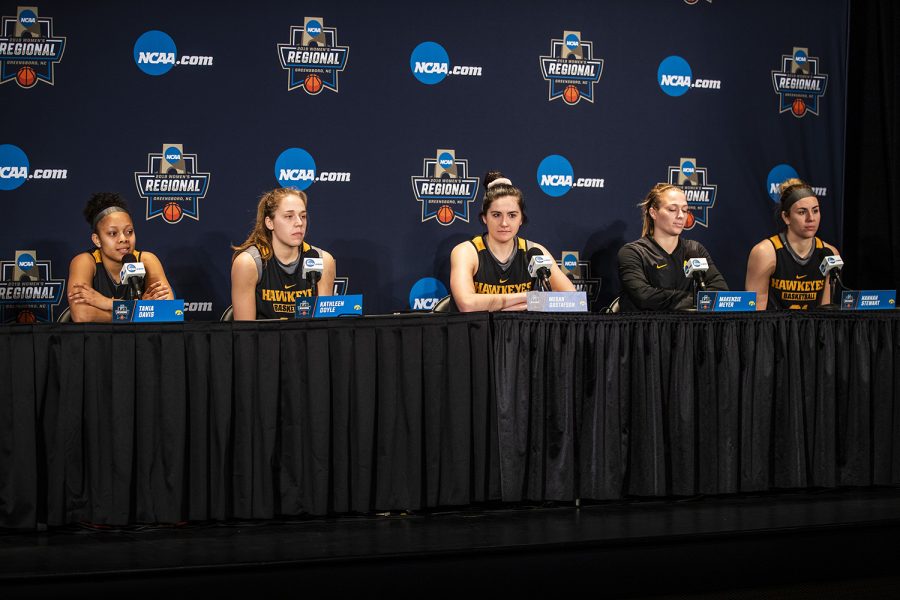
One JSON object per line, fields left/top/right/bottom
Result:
{"left": 745, "top": 178, "right": 838, "bottom": 310}
{"left": 449, "top": 170, "right": 573, "bottom": 312}
{"left": 230, "top": 187, "right": 335, "bottom": 320}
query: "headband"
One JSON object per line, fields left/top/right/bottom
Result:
{"left": 781, "top": 186, "right": 815, "bottom": 212}
{"left": 487, "top": 177, "right": 513, "bottom": 189}
{"left": 91, "top": 206, "right": 128, "bottom": 229}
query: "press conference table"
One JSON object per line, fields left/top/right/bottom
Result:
{"left": 1, "top": 310, "right": 898, "bottom": 529}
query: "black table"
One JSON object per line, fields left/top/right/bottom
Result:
{"left": 492, "top": 311, "right": 900, "bottom": 501}
{"left": 2, "top": 310, "right": 898, "bottom": 530}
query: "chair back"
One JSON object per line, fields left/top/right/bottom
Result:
{"left": 431, "top": 295, "right": 452, "bottom": 313}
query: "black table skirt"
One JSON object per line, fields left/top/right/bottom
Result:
{"left": 0, "top": 314, "right": 496, "bottom": 529}
{"left": 2, "top": 311, "right": 899, "bottom": 529}
{"left": 492, "top": 311, "right": 900, "bottom": 502}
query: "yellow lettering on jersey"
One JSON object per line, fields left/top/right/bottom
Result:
{"left": 782, "top": 292, "right": 818, "bottom": 301}
{"left": 769, "top": 278, "right": 825, "bottom": 293}
{"left": 473, "top": 281, "right": 533, "bottom": 294}
{"left": 261, "top": 288, "right": 313, "bottom": 303}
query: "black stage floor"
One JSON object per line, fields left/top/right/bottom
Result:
{"left": 2, "top": 488, "right": 900, "bottom": 599}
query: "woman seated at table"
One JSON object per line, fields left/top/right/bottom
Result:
{"left": 450, "top": 171, "right": 574, "bottom": 312}
{"left": 745, "top": 178, "right": 839, "bottom": 310}
{"left": 617, "top": 183, "right": 727, "bottom": 311}
{"left": 231, "top": 187, "right": 335, "bottom": 320}
{"left": 66, "top": 192, "right": 174, "bottom": 322}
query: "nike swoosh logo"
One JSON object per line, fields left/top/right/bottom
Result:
{"left": 499, "top": 278, "right": 509, "bottom": 283}
{"left": 795, "top": 275, "right": 807, "bottom": 279}
{"left": 285, "top": 283, "right": 297, "bottom": 289}
{"left": 656, "top": 264, "right": 667, "bottom": 269}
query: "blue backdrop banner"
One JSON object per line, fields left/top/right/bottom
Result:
{"left": 0, "top": 0, "right": 849, "bottom": 320}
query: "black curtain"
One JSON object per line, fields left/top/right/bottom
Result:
{"left": 4, "top": 312, "right": 900, "bottom": 530}
{"left": 492, "top": 312, "right": 900, "bottom": 503}
{"left": 0, "top": 315, "right": 496, "bottom": 530}
{"left": 844, "top": 0, "right": 900, "bottom": 289}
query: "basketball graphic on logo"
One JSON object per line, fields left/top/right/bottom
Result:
{"left": 16, "top": 66, "right": 37, "bottom": 88}
{"left": 16, "top": 309, "right": 36, "bottom": 324}
{"left": 563, "top": 85, "right": 580, "bottom": 104}
{"left": 436, "top": 205, "right": 454, "bottom": 225}
{"left": 305, "top": 73, "right": 323, "bottom": 94}
{"left": 163, "top": 201, "right": 183, "bottom": 223}
{"left": 684, "top": 210, "right": 695, "bottom": 229}
{"left": 791, "top": 97, "right": 806, "bottom": 117}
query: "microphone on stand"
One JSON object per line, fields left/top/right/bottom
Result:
{"left": 819, "top": 254, "right": 845, "bottom": 308}
{"left": 683, "top": 257, "right": 710, "bottom": 308}
{"left": 302, "top": 249, "right": 324, "bottom": 298}
{"left": 120, "top": 254, "right": 146, "bottom": 300}
{"left": 526, "top": 248, "right": 553, "bottom": 292}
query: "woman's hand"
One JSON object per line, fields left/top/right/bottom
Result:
{"left": 141, "top": 280, "right": 171, "bottom": 300}
{"left": 67, "top": 282, "right": 113, "bottom": 311}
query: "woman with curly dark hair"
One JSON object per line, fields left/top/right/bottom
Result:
{"left": 66, "top": 192, "right": 173, "bottom": 322}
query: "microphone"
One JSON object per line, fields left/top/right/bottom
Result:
{"left": 526, "top": 248, "right": 553, "bottom": 292}
{"left": 819, "top": 254, "right": 846, "bottom": 307}
{"left": 819, "top": 254, "right": 845, "bottom": 282}
{"left": 120, "top": 254, "right": 146, "bottom": 300}
{"left": 302, "top": 249, "right": 324, "bottom": 297}
{"left": 683, "top": 257, "right": 709, "bottom": 291}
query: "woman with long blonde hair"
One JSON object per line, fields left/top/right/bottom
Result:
{"left": 231, "top": 187, "right": 335, "bottom": 320}
{"left": 616, "top": 183, "right": 727, "bottom": 311}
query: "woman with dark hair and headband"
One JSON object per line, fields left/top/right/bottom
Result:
{"left": 745, "top": 178, "right": 839, "bottom": 310}
{"left": 450, "top": 170, "right": 573, "bottom": 312}
{"left": 66, "top": 192, "right": 173, "bottom": 322}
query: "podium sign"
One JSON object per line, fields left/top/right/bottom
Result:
{"left": 840, "top": 290, "right": 896, "bottom": 311}
{"left": 296, "top": 294, "right": 363, "bottom": 318}
{"left": 697, "top": 291, "right": 757, "bottom": 312}
{"left": 526, "top": 291, "right": 588, "bottom": 312}
{"left": 113, "top": 299, "right": 185, "bottom": 322}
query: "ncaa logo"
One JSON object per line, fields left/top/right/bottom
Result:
{"left": 0, "top": 144, "right": 29, "bottom": 191}
{"left": 564, "top": 34, "right": 579, "bottom": 50}
{"left": 410, "top": 41, "right": 449, "bottom": 85}
{"left": 306, "top": 20, "right": 322, "bottom": 36}
{"left": 437, "top": 152, "right": 454, "bottom": 169}
{"left": 562, "top": 253, "right": 578, "bottom": 270}
{"left": 537, "top": 155, "right": 574, "bottom": 197}
{"left": 409, "top": 277, "right": 448, "bottom": 311}
{"left": 18, "top": 9, "right": 36, "bottom": 26}
{"left": 304, "top": 258, "right": 317, "bottom": 268}
{"left": 126, "top": 263, "right": 137, "bottom": 273}
{"left": 133, "top": 30, "right": 177, "bottom": 76}
{"left": 766, "top": 164, "right": 799, "bottom": 202}
{"left": 16, "top": 253, "right": 35, "bottom": 271}
{"left": 164, "top": 146, "right": 182, "bottom": 163}
{"left": 681, "top": 160, "right": 695, "bottom": 177}
{"left": 658, "top": 56, "right": 692, "bottom": 97}
{"left": 275, "top": 148, "right": 317, "bottom": 190}
{"left": 793, "top": 49, "right": 808, "bottom": 66}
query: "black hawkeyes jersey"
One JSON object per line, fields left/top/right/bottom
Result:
{"left": 90, "top": 248, "right": 144, "bottom": 299}
{"left": 246, "top": 242, "right": 320, "bottom": 319}
{"left": 766, "top": 234, "right": 832, "bottom": 310}
{"left": 448, "top": 235, "right": 536, "bottom": 312}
